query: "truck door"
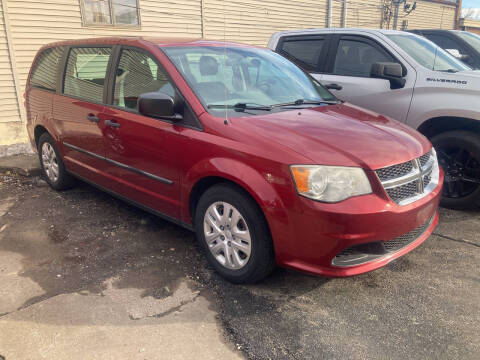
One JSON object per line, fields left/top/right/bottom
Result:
{"left": 319, "top": 34, "right": 415, "bottom": 123}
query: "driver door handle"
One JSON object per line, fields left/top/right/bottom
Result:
{"left": 105, "top": 119, "right": 121, "bottom": 128}
{"left": 325, "top": 83, "right": 343, "bottom": 91}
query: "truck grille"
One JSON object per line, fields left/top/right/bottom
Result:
{"left": 375, "top": 150, "right": 439, "bottom": 205}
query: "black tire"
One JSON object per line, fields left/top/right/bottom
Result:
{"left": 431, "top": 130, "right": 480, "bottom": 210}
{"left": 195, "top": 183, "right": 275, "bottom": 283}
{"left": 38, "top": 132, "right": 75, "bottom": 191}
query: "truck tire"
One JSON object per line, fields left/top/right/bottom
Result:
{"left": 431, "top": 131, "right": 480, "bottom": 209}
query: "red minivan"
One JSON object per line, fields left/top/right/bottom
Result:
{"left": 26, "top": 37, "right": 443, "bottom": 283}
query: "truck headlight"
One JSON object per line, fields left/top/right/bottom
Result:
{"left": 290, "top": 165, "right": 372, "bottom": 202}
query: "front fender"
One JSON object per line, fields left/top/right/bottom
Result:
{"left": 182, "top": 157, "right": 288, "bottom": 223}
{"left": 182, "top": 157, "right": 295, "bottom": 261}
{"left": 407, "top": 87, "right": 480, "bottom": 129}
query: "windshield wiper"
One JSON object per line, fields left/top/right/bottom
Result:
{"left": 271, "top": 99, "right": 340, "bottom": 108}
{"left": 207, "top": 102, "right": 271, "bottom": 112}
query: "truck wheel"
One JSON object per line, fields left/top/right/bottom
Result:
{"left": 431, "top": 131, "right": 480, "bottom": 209}
{"left": 38, "top": 133, "right": 75, "bottom": 191}
{"left": 195, "top": 183, "right": 275, "bottom": 283}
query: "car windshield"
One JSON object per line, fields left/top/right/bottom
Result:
{"left": 387, "top": 34, "right": 471, "bottom": 72}
{"left": 455, "top": 31, "right": 480, "bottom": 54}
{"left": 161, "top": 45, "right": 337, "bottom": 114}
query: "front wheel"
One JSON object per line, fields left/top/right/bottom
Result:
{"left": 431, "top": 131, "right": 480, "bottom": 209}
{"left": 38, "top": 132, "right": 75, "bottom": 191}
{"left": 195, "top": 184, "right": 275, "bottom": 283}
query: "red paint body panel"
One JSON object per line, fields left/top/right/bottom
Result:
{"left": 25, "top": 37, "right": 443, "bottom": 277}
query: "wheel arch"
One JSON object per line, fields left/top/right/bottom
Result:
{"left": 417, "top": 116, "right": 480, "bottom": 139}
{"left": 184, "top": 158, "right": 288, "bottom": 229}
{"left": 34, "top": 124, "right": 49, "bottom": 148}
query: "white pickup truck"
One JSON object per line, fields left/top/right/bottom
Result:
{"left": 268, "top": 29, "right": 480, "bottom": 209}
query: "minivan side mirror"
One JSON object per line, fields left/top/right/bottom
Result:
{"left": 371, "top": 62, "right": 406, "bottom": 90}
{"left": 138, "top": 92, "right": 183, "bottom": 121}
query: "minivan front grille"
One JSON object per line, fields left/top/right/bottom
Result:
{"left": 376, "top": 161, "right": 413, "bottom": 182}
{"left": 375, "top": 150, "right": 438, "bottom": 205}
{"left": 385, "top": 181, "right": 418, "bottom": 203}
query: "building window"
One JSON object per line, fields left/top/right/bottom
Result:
{"left": 81, "top": 0, "right": 140, "bottom": 27}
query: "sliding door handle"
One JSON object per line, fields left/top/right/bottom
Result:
{"left": 86, "top": 114, "right": 100, "bottom": 123}
{"left": 105, "top": 120, "right": 121, "bottom": 128}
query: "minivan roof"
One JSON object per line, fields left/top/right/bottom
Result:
{"left": 40, "top": 37, "right": 259, "bottom": 49}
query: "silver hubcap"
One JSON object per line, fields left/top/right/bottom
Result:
{"left": 41, "top": 142, "right": 59, "bottom": 182}
{"left": 203, "top": 202, "right": 252, "bottom": 270}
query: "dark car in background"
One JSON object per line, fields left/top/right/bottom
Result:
{"left": 410, "top": 29, "right": 480, "bottom": 69}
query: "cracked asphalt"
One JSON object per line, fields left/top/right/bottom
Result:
{"left": 0, "top": 169, "right": 479, "bottom": 359}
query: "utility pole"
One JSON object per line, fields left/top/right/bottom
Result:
{"left": 392, "top": 0, "right": 403, "bottom": 30}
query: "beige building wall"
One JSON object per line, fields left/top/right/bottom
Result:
{"left": 400, "top": 1, "right": 456, "bottom": 30}
{"left": 0, "top": 0, "right": 202, "bottom": 152}
{"left": 345, "top": 0, "right": 383, "bottom": 28}
{"left": 202, "top": 0, "right": 329, "bottom": 46}
{"left": 460, "top": 18, "right": 480, "bottom": 35}
{"left": 0, "top": 0, "right": 459, "bottom": 152}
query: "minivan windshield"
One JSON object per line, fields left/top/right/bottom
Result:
{"left": 161, "top": 46, "right": 337, "bottom": 114}
{"left": 455, "top": 31, "right": 480, "bottom": 54}
{"left": 387, "top": 34, "right": 471, "bottom": 72}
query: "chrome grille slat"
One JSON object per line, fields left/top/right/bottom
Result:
{"left": 375, "top": 150, "right": 437, "bottom": 205}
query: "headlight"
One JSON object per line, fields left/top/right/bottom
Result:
{"left": 290, "top": 165, "right": 372, "bottom": 202}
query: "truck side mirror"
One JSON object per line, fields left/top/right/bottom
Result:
{"left": 371, "top": 62, "right": 406, "bottom": 90}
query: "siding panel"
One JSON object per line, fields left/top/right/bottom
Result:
{"left": 0, "top": 0, "right": 21, "bottom": 123}
{"left": 203, "top": 0, "right": 330, "bottom": 46}
{"left": 8, "top": 0, "right": 202, "bottom": 103}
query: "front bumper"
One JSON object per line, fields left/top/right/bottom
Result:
{"left": 271, "top": 170, "right": 443, "bottom": 277}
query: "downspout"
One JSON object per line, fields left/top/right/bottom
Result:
{"left": 327, "top": 0, "right": 332, "bottom": 28}
{"left": 342, "top": 0, "right": 347, "bottom": 27}
{"left": 200, "top": 0, "right": 204, "bottom": 38}
{"left": 1, "top": 0, "right": 26, "bottom": 123}
{"left": 455, "top": 0, "right": 463, "bottom": 30}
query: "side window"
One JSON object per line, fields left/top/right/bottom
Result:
{"left": 30, "top": 47, "right": 64, "bottom": 92}
{"left": 425, "top": 34, "right": 467, "bottom": 58}
{"left": 333, "top": 38, "right": 395, "bottom": 77}
{"left": 280, "top": 38, "right": 324, "bottom": 71}
{"left": 64, "top": 47, "right": 111, "bottom": 102}
{"left": 113, "top": 48, "right": 174, "bottom": 111}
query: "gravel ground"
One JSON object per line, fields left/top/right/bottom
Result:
{"left": 0, "top": 170, "right": 479, "bottom": 359}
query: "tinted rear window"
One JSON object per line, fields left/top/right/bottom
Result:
{"left": 280, "top": 39, "right": 324, "bottom": 71}
{"left": 30, "top": 47, "right": 64, "bottom": 92}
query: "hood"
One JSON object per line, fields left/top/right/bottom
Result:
{"left": 458, "top": 70, "right": 480, "bottom": 78}
{"left": 232, "top": 103, "right": 431, "bottom": 170}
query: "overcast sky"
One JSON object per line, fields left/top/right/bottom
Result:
{"left": 462, "top": 0, "right": 479, "bottom": 8}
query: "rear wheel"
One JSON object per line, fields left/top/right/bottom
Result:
{"left": 38, "top": 133, "right": 75, "bottom": 191}
{"left": 195, "top": 183, "right": 275, "bottom": 283}
{"left": 431, "top": 131, "right": 480, "bottom": 209}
